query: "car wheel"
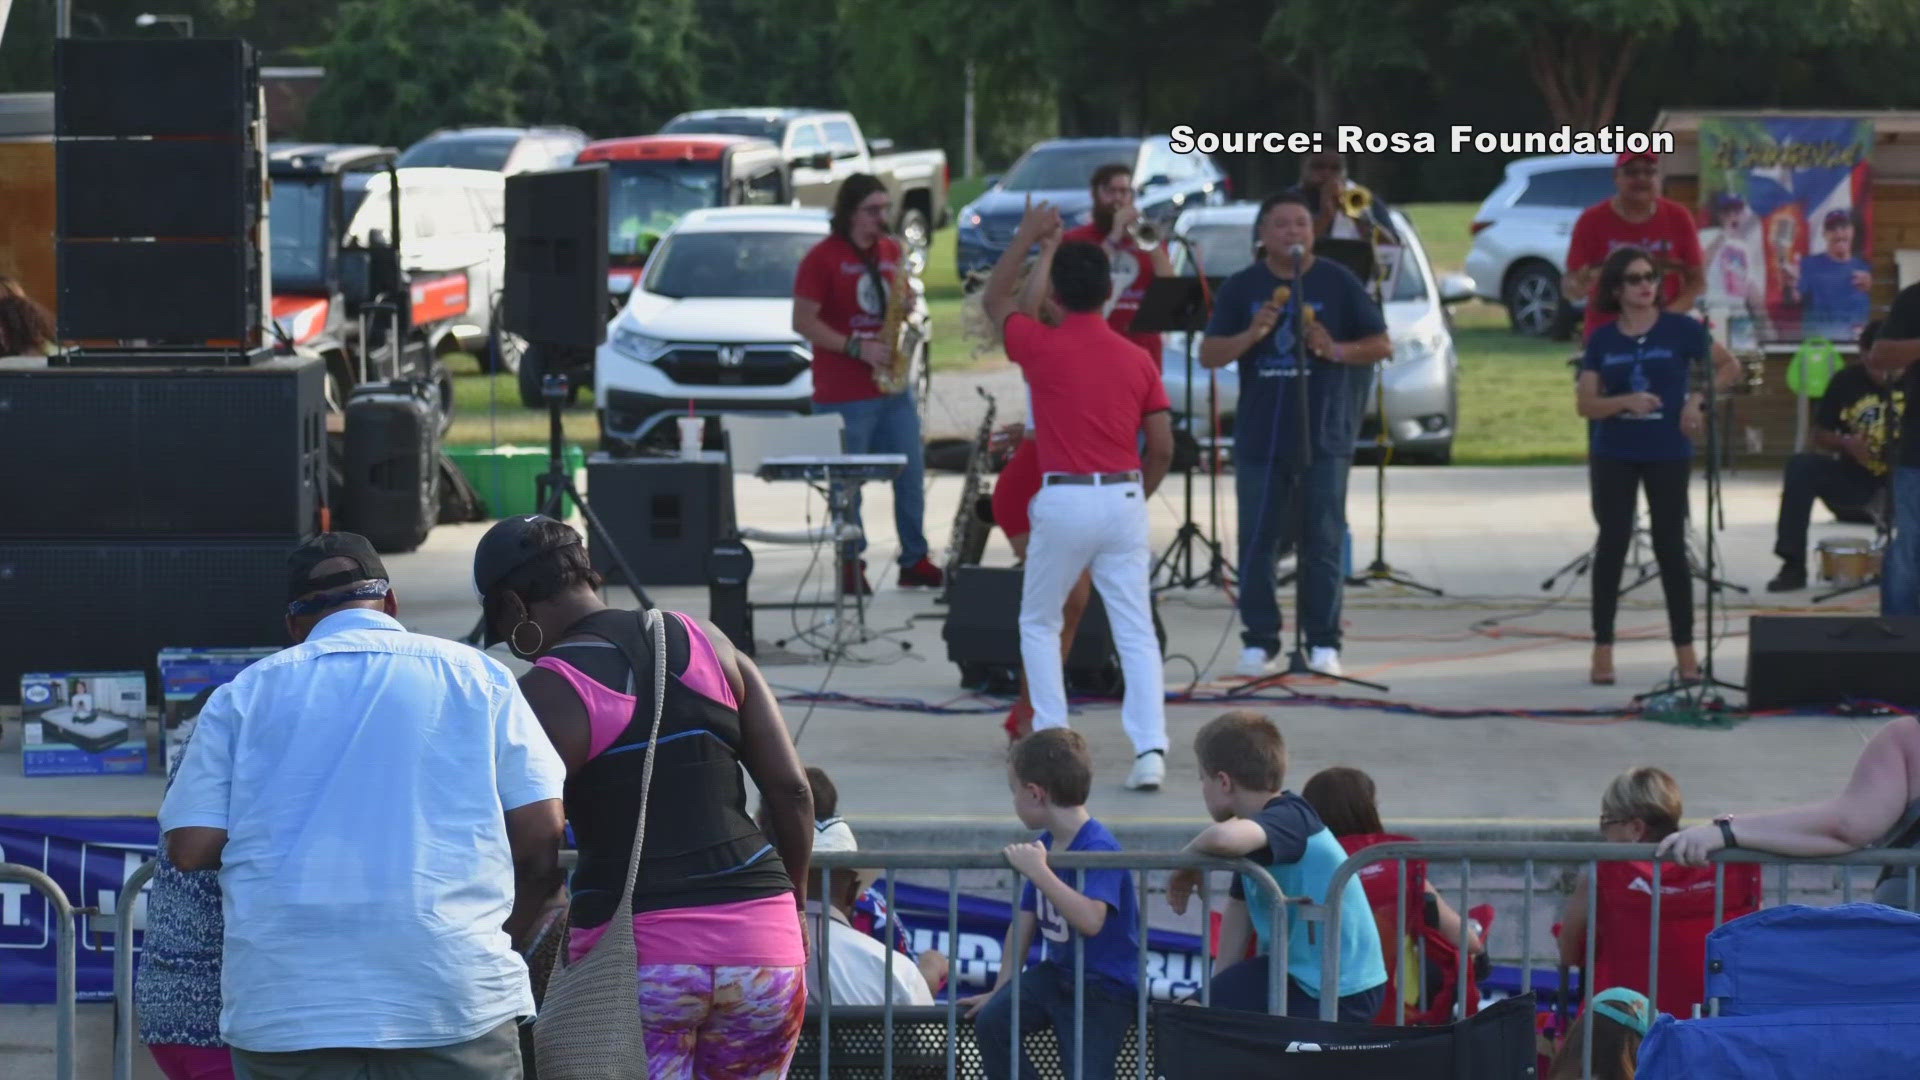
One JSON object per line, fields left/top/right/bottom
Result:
{"left": 898, "top": 207, "right": 931, "bottom": 255}
{"left": 483, "top": 321, "right": 523, "bottom": 375}
{"left": 1503, "top": 262, "right": 1571, "bottom": 338}
{"left": 429, "top": 358, "right": 455, "bottom": 438}
{"left": 517, "top": 343, "right": 548, "bottom": 408}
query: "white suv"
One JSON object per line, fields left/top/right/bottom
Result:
{"left": 594, "top": 206, "right": 928, "bottom": 449}
{"left": 1464, "top": 153, "right": 1617, "bottom": 337}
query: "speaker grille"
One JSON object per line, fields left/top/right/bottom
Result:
{"left": 57, "top": 240, "right": 257, "bottom": 341}
{"left": 54, "top": 39, "right": 255, "bottom": 139}
{"left": 0, "top": 357, "right": 324, "bottom": 538}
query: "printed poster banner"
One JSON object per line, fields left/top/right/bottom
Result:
{"left": 1697, "top": 117, "right": 1874, "bottom": 349}
{"left": 0, "top": 815, "right": 157, "bottom": 1004}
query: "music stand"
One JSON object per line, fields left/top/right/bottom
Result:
{"left": 1140, "top": 275, "right": 1230, "bottom": 590}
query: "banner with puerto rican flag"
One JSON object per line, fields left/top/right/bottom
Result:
{"left": 1696, "top": 117, "right": 1874, "bottom": 349}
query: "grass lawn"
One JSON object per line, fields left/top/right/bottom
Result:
{"left": 442, "top": 199, "right": 1588, "bottom": 463}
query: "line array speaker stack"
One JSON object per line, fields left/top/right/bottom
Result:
{"left": 2, "top": 40, "right": 305, "bottom": 704}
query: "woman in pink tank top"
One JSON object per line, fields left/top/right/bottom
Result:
{"left": 475, "top": 516, "right": 815, "bottom": 1079}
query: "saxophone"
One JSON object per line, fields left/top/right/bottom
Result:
{"left": 872, "top": 255, "right": 922, "bottom": 394}
{"left": 941, "top": 388, "right": 997, "bottom": 596}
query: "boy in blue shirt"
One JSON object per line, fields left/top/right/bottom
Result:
{"left": 1169, "top": 709, "right": 1386, "bottom": 1020}
{"left": 962, "top": 729, "right": 1140, "bottom": 1079}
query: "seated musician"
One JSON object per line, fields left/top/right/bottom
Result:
{"left": 1767, "top": 320, "right": 1903, "bottom": 592}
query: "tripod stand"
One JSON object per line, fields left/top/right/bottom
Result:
{"left": 1143, "top": 270, "right": 1232, "bottom": 591}
{"left": 1544, "top": 519, "right": 1746, "bottom": 597}
{"left": 460, "top": 372, "right": 654, "bottom": 647}
{"left": 1635, "top": 361, "right": 1742, "bottom": 708}
{"left": 1232, "top": 245, "right": 1388, "bottom": 696}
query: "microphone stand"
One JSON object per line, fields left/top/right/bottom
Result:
{"left": 1235, "top": 245, "right": 1388, "bottom": 697}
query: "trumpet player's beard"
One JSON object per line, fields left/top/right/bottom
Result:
{"left": 1091, "top": 204, "right": 1116, "bottom": 236}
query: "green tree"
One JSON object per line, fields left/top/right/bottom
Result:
{"left": 532, "top": 0, "right": 700, "bottom": 136}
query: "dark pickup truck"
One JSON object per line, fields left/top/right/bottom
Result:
{"left": 659, "top": 107, "right": 948, "bottom": 251}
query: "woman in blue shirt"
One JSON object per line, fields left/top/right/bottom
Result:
{"left": 1576, "top": 247, "right": 1740, "bottom": 685}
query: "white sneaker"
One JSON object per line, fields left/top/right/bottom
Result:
{"left": 1235, "top": 646, "right": 1276, "bottom": 678}
{"left": 1126, "top": 750, "right": 1166, "bottom": 791}
{"left": 1309, "top": 647, "right": 1343, "bottom": 676}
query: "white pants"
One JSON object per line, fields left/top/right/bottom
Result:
{"left": 1019, "top": 480, "right": 1167, "bottom": 754}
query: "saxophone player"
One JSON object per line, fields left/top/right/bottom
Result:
{"left": 1061, "top": 163, "right": 1176, "bottom": 368}
{"left": 793, "top": 175, "right": 945, "bottom": 594}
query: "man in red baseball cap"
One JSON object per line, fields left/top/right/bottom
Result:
{"left": 1562, "top": 151, "right": 1705, "bottom": 341}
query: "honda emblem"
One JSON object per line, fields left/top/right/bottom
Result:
{"left": 718, "top": 345, "right": 745, "bottom": 367}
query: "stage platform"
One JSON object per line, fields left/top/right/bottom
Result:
{"left": 1, "top": 463, "right": 1889, "bottom": 837}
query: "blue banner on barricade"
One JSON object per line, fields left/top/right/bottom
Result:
{"left": 0, "top": 815, "right": 157, "bottom": 1004}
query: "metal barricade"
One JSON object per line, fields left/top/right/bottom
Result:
{"left": 0, "top": 862, "right": 79, "bottom": 1080}
{"left": 113, "top": 858, "right": 158, "bottom": 1080}
{"left": 1316, "top": 841, "right": 1920, "bottom": 1079}
{"left": 803, "top": 849, "right": 1297, "bottom": 1080}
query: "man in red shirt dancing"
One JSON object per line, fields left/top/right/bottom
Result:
{"left": 1059, "top": 163, "right": 1176, "bottom": 369}
{"left": 792, "top": 175, "right": 944, "bottom": 593}
{"left": 981, "top": 200, "right": 1176, "bottom": 791}
{"left": 1563, "top": 151, "right": 1705, "bottom": 342}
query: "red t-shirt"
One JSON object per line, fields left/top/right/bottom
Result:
{"left": 1061, "top": 223, "right": 1163, "bottom": 369}
{"left": 793, "top": 233, "right": 904, "bottom": 404}
{"left": 1567, "top": 196, "right": 1704, "bottom": 340}
{"left": 1003, "top": 310, "right": 1170, "bottom": 475}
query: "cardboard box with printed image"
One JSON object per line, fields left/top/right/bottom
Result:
{"left": 159, "top": 648, "right": 278, "bottom": 778}
{"left": 21, "top": 671, "right": 148, "bottom": 776}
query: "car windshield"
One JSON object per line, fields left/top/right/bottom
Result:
{"left": 608, "top": 159, "right": 724, "bottom": 261}
{"left": 661, "top": 115, "right": 784, "bottom": 141}
{"left": 998, "top": 145, "right": 1136, "bottom": 192}
{"left": 643, "top": 231, "right": 822, "bottom": 299}
{"left": 397, "top": 136, "right": 516, "bottom": 171}
{"left": 1175, "top": 222, "right": 1431, "bottom": 302}
{"left": 269, "top": 177, "right": 329, "bottom": 292}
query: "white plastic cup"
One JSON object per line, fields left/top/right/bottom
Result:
{"left": 676, "top": 416, "right": 704, "bottom": 458}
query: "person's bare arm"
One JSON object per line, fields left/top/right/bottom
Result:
{"left": 1577, "top": 370, "right": 1660, "bottom": 420}
{"left": 986, "top": 203, "right": 1057, "bottom": 330}
{"left": 1667, "top": 265, "right": 1706, "bottom": 314}
{"left": 1868, "top": 336, "right": 1920, "bottom": 377}
{"left": 1141, "top": 411, "right": 1173, "bottom": 497}
{"left": 1007, "top": 842, "right": 1109, "bottom": 937}
{"left": 503, "top": 798, "right": 565, "bottom": 945}
{"left": 718, "top": 623, "right": 813, "bottom": 905}
{"left": 165, "top": 827, "right": 228, "bottom": 872}
{"left": 1199, "top": 302, "right": 1279, "bottom": 370}
{"left": 1017, "top": 233, "right": 1059, "bottom": 322}
{"left": 1556, "top": 871, "right": 1591, "bottom": 968}
{"left": 1659, "top": 717, "right": 1920, "bottom": 864}
{"left": 518, "top": 665, "right": 592, "bottom": 774}
{"left": 1710, "top": 341, "right": 1742, "bottom": 390}
{"left": 959, "top": 910, "right": 1038, "bottom": 1017}
{"left": 1329, "top": 332, "right": 1393, "bottom": 366}
{"left": 795, "top": 296, "right": 889, "bottom": 373}
{"left": 1149, "top": 244, "right": 1175, "bottom": 278}
{"left": 1563, "top": 265, "right": 1599, "bottom": 304}
{"left": 1425, "top": 882, "right": 1484, "bottom": 954}
{"left": 1217, "top": 898, "right": 1253, "bottom": 964}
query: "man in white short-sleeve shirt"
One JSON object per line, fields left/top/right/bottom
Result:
{"left": 805, "top": 820, "right": 935, "bottom": 1008}
{"left": 161, "top": 533, "right": 567, "bottom": 1079}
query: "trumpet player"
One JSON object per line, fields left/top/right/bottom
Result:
{"left": 794, "top": 174, "right": 946, "bottom": 594}
{"left": 1297, "top": 151, "right": 1400, "bottom": 246}
{"left": 1062, "top": 163, "right": 1176, "bottom": 368}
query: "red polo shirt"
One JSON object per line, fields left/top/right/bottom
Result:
{"left": 794, "top": 233, "right": 904, "bottom": 404}
{"left": 1061, "top": 223, "right": 1163, "bottom": 369}
{"left": 1567, "top": 196, "right": 1703, "bottom": 341}
{"left": 1003, "top": 310, "right": 1170, "bottom": 475}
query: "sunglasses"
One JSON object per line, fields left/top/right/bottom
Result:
{"left": 1621, "top": 271, "right": 1659, "bottom": 286}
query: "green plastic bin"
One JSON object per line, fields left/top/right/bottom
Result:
{"left": 445, "top": 445, "right": 585, "bottom": 519}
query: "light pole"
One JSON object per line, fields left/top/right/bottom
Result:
{"left": 135, "top": 12, "right": 194, "bottom": 36}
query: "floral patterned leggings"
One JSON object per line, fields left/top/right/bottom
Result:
{"left": 637, "top": 964, "right": 807, "bottom": 1079}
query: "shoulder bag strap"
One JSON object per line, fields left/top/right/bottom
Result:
{"left": 606, "top": 608, "right": 669, "bottom": 928}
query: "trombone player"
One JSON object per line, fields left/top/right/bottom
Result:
{"left": 1062, "top": 163, "right": 1177, "bottom": 368}
{"left": 1297, "top": 150, "right": 1401, "bottom": 248}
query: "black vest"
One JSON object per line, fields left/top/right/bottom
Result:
{"left": 554, "top": 608, "right": 790, "bottom": 927}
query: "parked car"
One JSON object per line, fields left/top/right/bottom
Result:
{"left": 594, "top": 206, "right": 929, "bottom": 452}
{"left": 1464, "top": 152, "right": 1617, "bottom": 337}
{"left": 574, "top": 134, "right": 789, "bottom": 304}
{"left": 1158, "top": 203, "right": 1474, "bottom": 464}
{"left": 659, "top": 108, "right": 948, "bottom": 252}
{"left": 955, "top": 135, "right": 1230, "bottom": 283}
{"left": 396, "top": 126, "right": 589, "bottom": 174}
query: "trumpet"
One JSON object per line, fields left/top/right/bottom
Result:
{"left": 1128, "top": 216, "right": 1163, "bottom": 251}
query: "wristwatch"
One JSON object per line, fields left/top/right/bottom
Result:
{"left": 1713, "top": 814, "right": 1739, "bottom": 849}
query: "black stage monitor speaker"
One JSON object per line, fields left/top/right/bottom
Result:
{"left": 57, "top": 240, "right": 258, "bottom": 341}
{"left": 340, "top": 380, "right": 441, "bottom": 554}
{"left": 504, "top": 165, "right": 609, "bottom": 348}
{"left": 58, "top": 140, "right": 251, "bottom": 239}
{"left": 55, "top": 38, "right": 256, "bottom": 139}
{"left": 708, "top": 538, "right": 755, "bottom": 658}
{"left": 0, "top": 356, "right": 325, "bottom": 539}
{"left": 1747, "top": 615, "right": 1920, "bottom": 711}
{"left": 0, "top": 539, "right": 292, "bottom": 703}
{"left": 586, "top": 454, "right": 737, "bottom": 586}
{"left": 942, "top": 565, "right": 1167, "bottom": 696}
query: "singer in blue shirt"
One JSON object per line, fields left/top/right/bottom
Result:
{"left": 1200, "top": 192, "right": 1391, "bottom": 680}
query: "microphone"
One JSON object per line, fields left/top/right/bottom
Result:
{"left": 1286, "top": 244, "right": 1306, "bottom": 258}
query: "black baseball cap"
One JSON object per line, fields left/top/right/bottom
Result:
{"left": 473, "top": 515, "right": 583, "bottom": 644}
{"left": 287, "top": 533, "right": 389, "bottom": 603}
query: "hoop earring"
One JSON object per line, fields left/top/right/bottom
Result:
{"left": 509, "top": 620, "right": 545, "bottom": 658}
